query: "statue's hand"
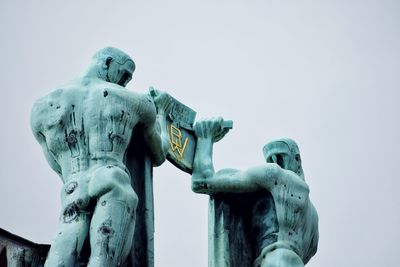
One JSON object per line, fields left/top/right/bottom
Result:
{"left": 149, "top": 87, "right": 173, "bottom": 115}
{"left": 194, "top": 117, "right": 230, "bottom": 143}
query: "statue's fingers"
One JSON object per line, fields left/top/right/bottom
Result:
{"left": 214, "top": 132, "right": 225, "bottom": 142}
{"left": 193, "top": 123, "right": 201, "bottom": 136}
{"left": 149, "top": 86, "right": 158, "bottom": 98}
{"left": 164, "top": 98, "right": 173, "bottom": 112}
{"left": 214, "top": 126, "right": 231, "bottom": 142}
{"left": 221, "top": 127, "right": 230, "bottom": 137}
{"left": 194, "top": 120, "right": 205, "bottom": 137}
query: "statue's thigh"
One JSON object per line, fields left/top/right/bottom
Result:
{"left": 46, "top": 213, "right": 91, "bottom": 267}
{"left": 87, "top": 190, "right": 137, "bottom": 266}
{"left": 87, "top": 166, "right": 138, "bottom": 266}
{"left": 61, "top": 178, "right": 91, "bottom": 218}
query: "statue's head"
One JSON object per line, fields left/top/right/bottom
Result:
{"left": 263, "top": 138, "right": 304, "bottom": 179}
{"left": 87, "top": 47, "right": 136, "bottom": 87}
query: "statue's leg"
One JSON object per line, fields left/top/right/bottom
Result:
{"left": 87, "top": 166, "right": 138, "bottom": 267}
{"left": 45, "top": 205, "right": 90, "bottom": 267}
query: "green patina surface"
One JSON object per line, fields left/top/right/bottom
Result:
{"left": 191, "top": 118, "right": 319, "bottom": 267}
{"left": 31, "top": 47, "right": 171, "bottom": 267}
{"left": 29, "top": 47, "right": 318, "bottom": 267}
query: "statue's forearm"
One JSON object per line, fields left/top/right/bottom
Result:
{"left": 157, "top": 114, "right": 170, "bottom": 157}
{"left": 193, "top": 175, "right": 259, "bottom": 194}
{"left": 144, "top": 125, "right": 166, "bottom": 167}
{"left": 193, "top": 166, "right": 270, "bottom": 194}
{"left": 143, "top": 113, "right": 171, "bottom": 167}
{"left": 192, "top": 138, "right": 215, "bottom": 180}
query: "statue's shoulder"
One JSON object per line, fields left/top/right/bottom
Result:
{"left": 31, "top": 87, "right": 65, "bottom": 115}
{"left": 133, "top": 91, "right": 154, "bottom": 108}
{"left": 31, "top": 80, "right": 84, "bottom": 126}
{"left": 34, "top": 88, "right": 63, "bottom": 104}
{"left": 255, "top": 163, "right": 281, "bottom": 179}
{"left": 30, "top": 87, "right": 66, "bottom": 133}
{"left": 283, "top": 169, "right": 310, "bottom": 195}
{"left": 112, "top": 86, "right": 149, "bottom": 102}
{"left": 107, "top": 87, "right": 155, "bottom": 114}
{"left": 35, "top": 79, "right": 86, "bottom": 103}
{"left": 89, "top": 82, "right": 148, "bottom": 103}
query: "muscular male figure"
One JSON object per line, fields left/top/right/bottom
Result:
{"left": 31, "top": 47, "right": 169, "bottom": 267}
{"left": 191, "top": 118, "right": 318, "bottom": 267}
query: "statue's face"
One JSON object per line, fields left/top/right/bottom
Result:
{"left": 106, "top": 59, "right": 135, "bottom": 87}
{"left": 263, "top": 140, "right": 303, "bottom": 176}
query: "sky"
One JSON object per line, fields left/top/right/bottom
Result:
{"left": 0, "top": 1, "right": 400, "bottom": 266}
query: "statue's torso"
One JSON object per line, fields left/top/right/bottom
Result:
{"left": 250, "top": 192, "right": 279, "bottom": 257}
{"left": 267, "top": 172, "right": 315, "bottom": 260}
{"left": 32, "top": 79, "right": 151, "bottom": 181}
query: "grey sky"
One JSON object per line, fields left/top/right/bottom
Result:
{"left": 1, "top": 1, "right": 399, "bottom": 266}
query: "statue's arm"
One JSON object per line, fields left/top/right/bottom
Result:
{"left": 304, "top": 202, "right": 319, "bottom": 264}
{"left": 192, "top": 137, "right": 215, "bottom": 181}
{"left": 193, "top": 161, "right": 279, "bottom": 194}
{"left": 139, "top": 94, "right": 169, "bottom": 167}
{"left": 191, "top": 118, "right": 276, "bottom": 194}
{"left": 30, "top": 102, "right": 63, "bottom": 178}
{"left": 36, "top": 133, "right": 63, "bottom": 177}
{"left": 191, "top": 117, "right": 228, "bottom": 184}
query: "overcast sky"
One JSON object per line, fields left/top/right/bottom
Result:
{"left": 1, "top": 1, "right": 399, "bottom": 266}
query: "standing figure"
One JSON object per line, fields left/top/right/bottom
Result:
{"left": 191, "top": 118, "right": 319, "bottom": 267}
{"left": 31, "top": 47, "right": 169, "bottom": 267}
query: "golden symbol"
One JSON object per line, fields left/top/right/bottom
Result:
{"left": 168, "top": 124, "right": 189, "bottom": 161}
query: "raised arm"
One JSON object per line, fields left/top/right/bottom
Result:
{"left": 192, "top": 118, "right": 280, "bottom": 195}
{"left": 31, "top": 100, "right": 63, "bottom": 179}
{"left": 192, "top": 117, "right": 229, "bottom": 181}
{"left": 139, "top": 91, "right": 170, "bottom": 167}
{"left": 303, "top": 202, "right": 319, "bottom": 264}
{"left": 139, "top": 96, "right": 168, "bottom": 166}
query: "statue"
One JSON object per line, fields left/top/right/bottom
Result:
{"left": 27, "top": 47, "right": 319, "bottom": 267}
{"left": 30, "top": 47, "right": 170, "bottom": 267}
{"left": 191, "top": 118, "right": 319, "bottom": 267}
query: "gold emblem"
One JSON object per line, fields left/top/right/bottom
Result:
{"left": 168, "top": 124, "right": 189, "bottom": 161}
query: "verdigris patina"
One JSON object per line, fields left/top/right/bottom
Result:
{"left": 191, "top": 118, "right": 319, "bottom": 267}
{"left": 30, "top": 47, "right": 171, "bottom": 267}
{"left": 28, "top": 47, "right": 318, "bottom": 267}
